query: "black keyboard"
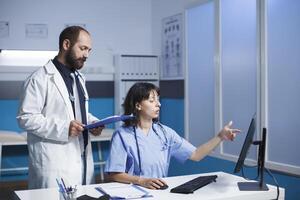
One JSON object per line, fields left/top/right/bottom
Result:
{"left": 170, "top": 175, "right": 218, "bottom": 194}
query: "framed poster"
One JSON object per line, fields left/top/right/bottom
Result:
{"left": 161, "top": 13, "right": 183, "bottom": 80}
{"left": 65, "top": 23, "right": 86, "bottom": 28}
{"left": 25, "top": 24, "right": 48, "bottom": 39}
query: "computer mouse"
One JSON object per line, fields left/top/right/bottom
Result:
{"left": 159, "top": 184, "right": 169, "bottom": 190}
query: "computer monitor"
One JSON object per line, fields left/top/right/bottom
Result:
{"left": 234, "top": 117, "right": 256, "bottom": 174}
{"left": 234, "top": 116, "right": 269, "bottom": 191}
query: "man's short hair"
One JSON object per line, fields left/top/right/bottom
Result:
{"left": 59, "top": 26, "right": 90, "bottom": 50}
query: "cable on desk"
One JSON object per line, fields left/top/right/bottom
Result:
{"left": 265, "top": 168, "right": 279, "bottom": 200}
{"left": 242, "top": 165, "right": 279, "bottom": 200}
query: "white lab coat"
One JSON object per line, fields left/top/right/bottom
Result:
{"left": 17, "top": 60, "right": 98, "bottom": 189}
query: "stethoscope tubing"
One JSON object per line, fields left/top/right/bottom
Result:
{"left": 133, "top": 122, "right": 168, "bottom": 176}
{"left": 69, "top": 71, "right": 88, "bottom": 102}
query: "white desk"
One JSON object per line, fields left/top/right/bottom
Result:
{"left": 14, "top": 171, "right": 285, "bottom": 200}
{"left": 0, "top": 129, "right": 113, "bottom": 179}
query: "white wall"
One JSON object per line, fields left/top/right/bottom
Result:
{"left": 0, "top": 0, "right": 209, "bottom": 78}
{"left": 0, "top": 0, "right": 152, "bottom": 55}
{"left": 0, "top": 0, "right": 208, "bottom": 64}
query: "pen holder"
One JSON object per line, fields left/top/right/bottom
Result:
{"left": 59, "top": 187, "right": 77, "bottom": 200}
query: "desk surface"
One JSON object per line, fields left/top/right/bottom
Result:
{"left": 14, "top": 171, "right": 285, "bottom": 200}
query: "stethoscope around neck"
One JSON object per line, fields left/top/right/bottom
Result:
{"left": 69, "top": 72, "right": 88, "bottom": 102}
{"left": 133, "top": 122, "right": 169, "bottom": 176}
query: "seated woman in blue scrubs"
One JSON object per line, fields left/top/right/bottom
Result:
{"left": 105, "top": 82, "right": 240, "bottom": 189}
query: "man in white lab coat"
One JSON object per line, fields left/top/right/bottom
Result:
{"left": 17, "top": 26, "right": 103, "bottom": 189}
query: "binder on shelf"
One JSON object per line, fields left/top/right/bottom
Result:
{"left": 84, "top": 114, "right": 135, "bottom": 130}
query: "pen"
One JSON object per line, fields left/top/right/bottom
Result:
{"left": 61, "top": 178, "right": 68, "bottom": 192}
{"left": 56, "top": 178, "right": 67, "bottom": 200}
{"left": 55, "top": 178, "right": 63, "bottom": 192}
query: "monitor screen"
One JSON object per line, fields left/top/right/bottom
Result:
{"left": 234, "top": 117, "right": 256, "bottom": 173}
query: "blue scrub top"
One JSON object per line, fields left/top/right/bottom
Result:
{"left": 104, "top": 123, "right": 196, "bottom": 178}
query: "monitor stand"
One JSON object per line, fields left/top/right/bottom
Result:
{"left": 238, "top": 128, "right": 269, "bottom": 191}
{"left": 238, "top": 181, "right": 269, "bottom": 191}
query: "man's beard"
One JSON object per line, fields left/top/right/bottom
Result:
{"left": 65, "top": 48, "right": 86, "bottom": 70}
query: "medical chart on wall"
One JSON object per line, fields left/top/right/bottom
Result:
{"left": 161, "top": 13, "right": 183, "bottom": 80}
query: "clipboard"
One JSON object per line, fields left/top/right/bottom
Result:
{"left": 95, "top": 184, "right": 153, "bottom": 199}
{"left": 84, "top": 114, "right": 135, "bottom": 130}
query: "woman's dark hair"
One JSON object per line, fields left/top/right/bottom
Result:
{"left": 123, "top": 82, "right": 160, "bottom": 127}
{"left": 59, "top": 26, "right": 89, "bottom": 50}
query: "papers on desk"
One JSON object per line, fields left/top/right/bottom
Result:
{"left": 95, "top": 184, "right": 152, "bottom": 199}
{"left": 84, "top": 114, "right": 135, "bottom": 130}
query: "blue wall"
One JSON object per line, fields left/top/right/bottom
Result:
{"left": 0, "top": 98, "right": 115, "bottom": 132}
{"left": 1, "top": 98, "right": 300, "bottom": 199}
{"left": 0, "top": 100, "right": 22, "bottom": 132}
{"left": 160, "top": 99, "right": 184, "bottom": 137}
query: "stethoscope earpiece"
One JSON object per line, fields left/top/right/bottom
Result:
{"left": 69, "top": 94, "right": 75, "bottom": 102}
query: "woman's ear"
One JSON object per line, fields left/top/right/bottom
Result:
{"left": 135, "top": 103, "right": 141, "bottom": 111}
